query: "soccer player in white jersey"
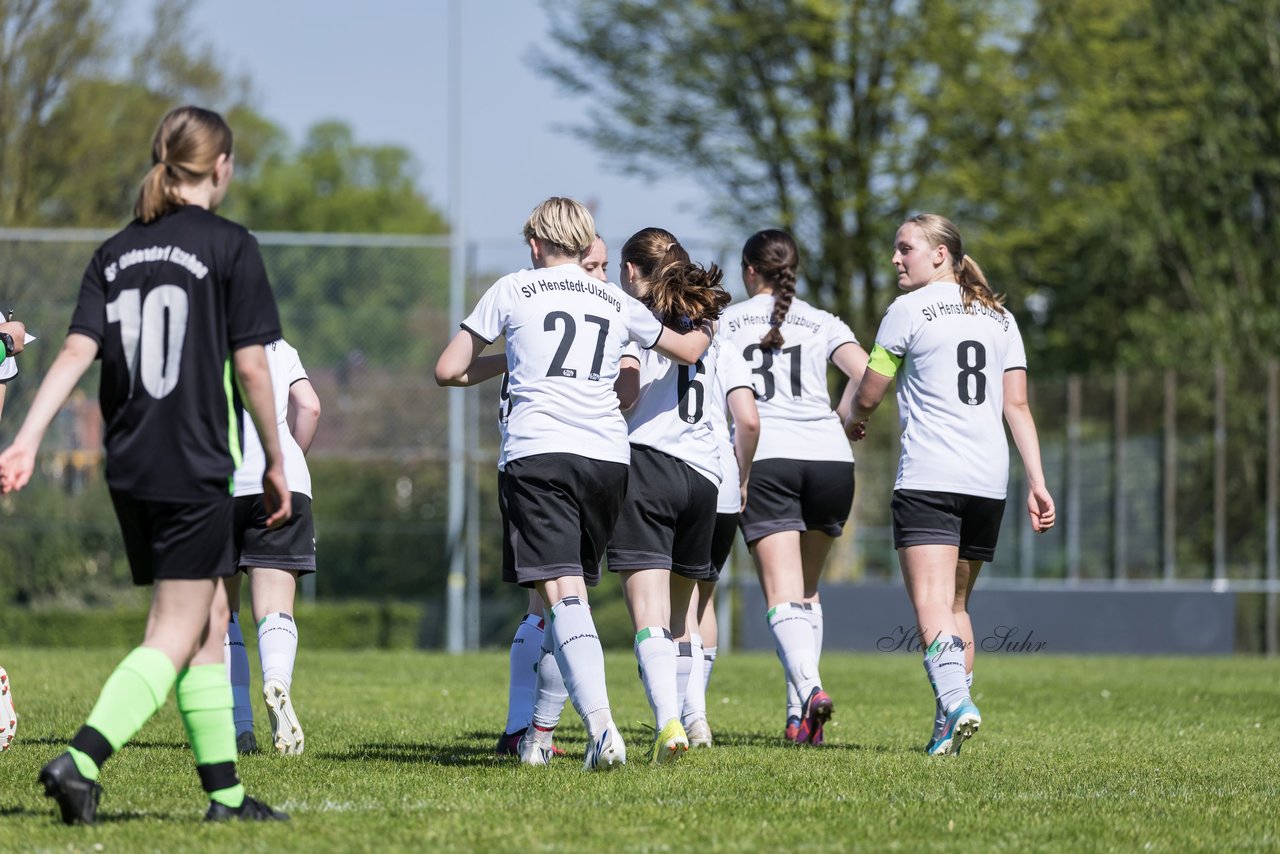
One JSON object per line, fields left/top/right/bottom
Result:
{"left": 674, "top": 337, "right": 758, "bottom": 746}
{"left": 435, "top": 199, "right": 713, "bottom": 770}
{"left": 607, "top": 227, "right": 731, "bottom": 762}
{"left": 495, "top": 235, "right": 607, "bottom": 761}
{"left": 718, "top": 229, "right": 868, "bottom": 745}
{"left": 222, "top": 338, "right": 321, "bottom": 756}
{"left": 845, "top": 213, "right": 1056, "bottom": 755}
{"left": 0, "top": 317, "right": 29, "bottom": 753}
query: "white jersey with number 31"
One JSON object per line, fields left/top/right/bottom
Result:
{"left": 719, "top": 294, "right": 858, "bottom": 463}
{"left": 463, "top": 263, "right": 663, "bottom": 466}
{"left": 874, "top": 281, "right": 1027, "bottom": 499}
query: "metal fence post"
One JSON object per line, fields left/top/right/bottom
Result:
{"left": 1267, "top": 360, "right": 1278, "bottom": 655}
{"left": 445, "top": 0, "right": 466, "bottom": 653}
{"left": 1113, "top": 369, "right": 1127, "bottom": 580}
{"left": 1214, "top": 362, "right": 1227, "bottom": 584}
{"left": 1162, "top": 369, "right": 1177, "bottom": 581}
{"left": 1066, "top": 375, "right": 1082, "bottom": 583}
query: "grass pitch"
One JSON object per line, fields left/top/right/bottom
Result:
{"left": 0, "top": 647, "right": 1276, "bottom": 852}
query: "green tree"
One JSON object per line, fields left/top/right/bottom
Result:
{"left": 537, "top": 0, "right": 1009, "bottom": 335}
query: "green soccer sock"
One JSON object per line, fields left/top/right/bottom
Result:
{"left": 69, "top": 646, "right": 178, "bottom": 781}
{"left": 176, "top": 664, "right": 245, "bottom": 808}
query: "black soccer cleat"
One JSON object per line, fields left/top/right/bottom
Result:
{"left": 204, "top": 795, "right": 290, "bottom": 822}
{"left": 39, "top": 752, "right": 103, "bottom": 825}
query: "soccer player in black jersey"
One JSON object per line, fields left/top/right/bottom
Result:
{"left": 0, "top": 106, "right": 290, "bottom": 823}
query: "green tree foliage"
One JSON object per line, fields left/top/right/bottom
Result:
{"left": 538, "top": 0, "right": 1004, "bottom": 335}
{"left": 539, "top": 0, "right": 1280, "bottom": 376}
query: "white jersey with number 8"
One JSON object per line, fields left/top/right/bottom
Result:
{"left": 463, "top": 263, "right": 663, "bottom": 466}
{"left": 873, "top": 281, "right": 1027, "bottom": 499}
{"left": 718, "top": 294, "right": 858, "bottom": 463}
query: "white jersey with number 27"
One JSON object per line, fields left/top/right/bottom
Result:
{"left": 463, "top": 263, "right": 663, "bottom": 466}
{"left": 873, "top": 281, "right": 1027, "bottom": 499}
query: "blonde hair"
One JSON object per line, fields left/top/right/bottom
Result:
{"left": 903, "top": 213, "right": 1005, "bottom": 312}
{"left": 741, "top": 229, "right": 799, "bottom": 349}
{"left": 621, "top": 227, "right": 730, "bottom": 328}
{"left": 134, "top": 106, "right": 234, "bottom": 223}
{"left": 522, "top": 197, "right": 596, "bottom": 258}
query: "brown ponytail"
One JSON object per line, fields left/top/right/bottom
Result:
{"left": 741, "top": 229, "right": 799, "bottom": 349}
{"left": 134, "top": 106, "right": 234, "bottom": 223}
{"left": 621, "top": 227, "right": 731, "bottom": 328}
{"left": 904, "top": 214, "right": 1005, "bottom": 313}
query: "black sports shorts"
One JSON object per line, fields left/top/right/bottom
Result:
{"left": 739, "top": 459, "right": 854, "bottom": 545}
{"left": 234, "top": 492, "right": 316, "bottom": 574}
{"left": 607, "top": 444, "right": 718, "bottom": 581}
{"left": 891, "top": 489, "right": 1006, "bottom": 562}
{"left": 503, "top": 453, "right": 628, "bottom": 588}
{"left": 708, "top": 512, "right": 740, "bottom": 582}
{"left": 111, "top": 490, "right": 235, "bottom": 585}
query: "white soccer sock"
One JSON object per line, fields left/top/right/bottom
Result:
{"left": 257, "top": 612, "right": 298, "bottom": 690}
{"left": 768, "top": 603, "right": 821, "bottom": 700}
{"left": 531, "top": 624, "right": 568, "bottom": 732}
{"left": 679, "top": 634, "right": 707, "bottom": 727}
{"left": 635, "top": 626, "right": 680, "bottom": 728}
{"left": 676, "top": 642, "right": 692, "bottom": 709}
{"left": 936, "top": 670, "right": 974, "bottom": 736}
{"left": 703, "top": 646, "right": 717, "bottom": 691}
{"left": 549, "top": 597, "right": 613, "bottom": 739}
{"left": 504, "top": 614, "right": 543, "bottom": 734}
{"left": 923, "top": 635, "right": 969, "bottom": 714}
{"left": 807, "top": 602, "right": 824, "bottom": 665}
{"left": 223, "top": 612, "right": 254, "bottom": 735}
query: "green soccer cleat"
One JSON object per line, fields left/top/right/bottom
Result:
{"left": 650, "top": 718, "right": 690, "bottom": 764}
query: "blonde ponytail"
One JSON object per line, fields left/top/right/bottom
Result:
{"left": 133, "top": 106, "right": 234, "bottom": 223}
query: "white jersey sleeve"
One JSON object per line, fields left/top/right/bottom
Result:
{"left": 234, "top": 338, "right": 313, "bottom": 498}
{"left": 718, "top": 294, "right": 856, "bottom": 462}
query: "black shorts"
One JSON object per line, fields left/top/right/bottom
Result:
{"left": 891, "top": 489, "right": 1006, "bottom": 562}
{"left": 111, "top": 490, "right": 235, "bottom": 586}
{"left": 740, "top": 459, "right": 854, "bottom": 544}
{"left": 708, "top": 513, "right": 740, "bottom": 581}
{"left": 504, "top": 453, "right": 629, "bottom": 588}
{"left": 498, "top": 471, "right": 517, "bottom": 585}
{"left": 234, "top": 492, "right": 316, "bottom": 574}
{"left": 607, "top": 445, "right": 719, "bottom": 581}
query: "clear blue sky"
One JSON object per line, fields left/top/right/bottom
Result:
{"left": 123, "top": 0, "right": 738, "bottom": 263}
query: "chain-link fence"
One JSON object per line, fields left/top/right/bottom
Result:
{"left": 0, "top": 229, "right": 1276, "bottom": 647}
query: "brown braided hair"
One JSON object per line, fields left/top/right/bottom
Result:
{"left": 134, "top": 106, "right": 234, "bottom": 223}
{"left": 903, "top": 214, "right": 1005, "bottom": 312}
{"left": 742, "top": 229, "right": 799, "bottom": 349}
{"left": 620, "top": 227, "right": 730, "bottom": 329}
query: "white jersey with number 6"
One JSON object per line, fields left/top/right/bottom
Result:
{"left": 622, "top": 337, "right": 720, "bottom": 486}
{"left": 874, "top": 281, "right": 1027, "bottom": 499}
{"left": 463, "top": 263, "right": 663, "bottom": 465}
{"left": 719, "top": 294, "right": 858, "bottom": 462}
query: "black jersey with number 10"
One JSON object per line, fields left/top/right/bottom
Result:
{"left": 69, "top": 205, "right": 282, "bottom": 502}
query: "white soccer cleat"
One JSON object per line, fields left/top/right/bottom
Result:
{"left": 685, "top": 717, "right": 713, "bottom": 748}
{"left": 262, "top": 679, "right": 304, "bottom": 756}
{"left": 516, "top": 731, "right": 552, "bottom": 767}
{"left": 0, "top": 667, "right": 15, "bottom": 751}
{"left": 583, "top": 720, "right": 626, "bottom": 771}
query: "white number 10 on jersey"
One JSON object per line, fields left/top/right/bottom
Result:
{"left": 106, "top": 285, "right": 190, "bottom": 399}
